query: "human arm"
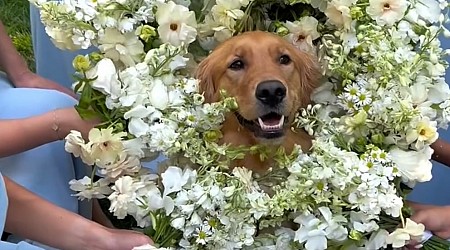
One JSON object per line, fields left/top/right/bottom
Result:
{"left": 431, "top": 138, "right": 450, "bottom": 167}
{"left": 0, "top": 107, "right": 97, "bottom": 158}
{"left": 0, "top": 20, "right": 76, "bottom": 98}
{"left": 3, "top": 175, "right": 153, "bottom": 250}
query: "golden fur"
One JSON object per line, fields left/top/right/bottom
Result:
{"left": 196, "top": 31, "right": 321, "bottom": 173}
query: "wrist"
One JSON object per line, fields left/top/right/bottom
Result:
{"left": 8, "top": 69, "right": 33, "bottom": 87}
{"left": 78, "top": 220, "right": 111, "bottom": 250}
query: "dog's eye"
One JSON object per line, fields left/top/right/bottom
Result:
{"left": 229, "top": 60, "right": 245, "bottom": 70}
{"left": 279, "top": 55, "right": 291, "bottom": 65}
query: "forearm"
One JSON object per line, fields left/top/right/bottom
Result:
{"left": 0, "top": 111, "right": 59, "bottom": 157}
{"left": 0, "top": 20, "right": 30, "bottom": 83}
{"left": 431, "top": 138, "right": 450, "bottom": 167}
{"left": 3, "top": 176, "right": 106, "bottom": 250}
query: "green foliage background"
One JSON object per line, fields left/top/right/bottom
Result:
{"left": 0, "top": 0, "right": 35, "bottom": 70}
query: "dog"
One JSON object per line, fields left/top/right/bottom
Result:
{"left": 196, "top": 31, "right": 321, "bottom": 173}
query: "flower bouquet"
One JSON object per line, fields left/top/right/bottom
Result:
{"left": 32, "top": 0, "right": 450, "bottom": 249}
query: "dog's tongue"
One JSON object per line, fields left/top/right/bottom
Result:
{"left": 258, "top": 115, "right": 284, "bottom": 131}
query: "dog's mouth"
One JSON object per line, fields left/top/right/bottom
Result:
{"left": 235, "top": 112, "right": 287, "bottom": 139}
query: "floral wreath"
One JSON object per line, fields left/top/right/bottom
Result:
{"left": 33, "top": 0, "right": 450, "bottom": 249}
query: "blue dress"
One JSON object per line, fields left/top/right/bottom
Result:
{"left": 0, "top": 173, "right": 44, "bottom": 250}
{"left": 0, "top": 74, "right": 91, "bottom": 248}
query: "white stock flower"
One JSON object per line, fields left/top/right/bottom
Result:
{"left": 155, "top": 1, "right": 197, "bottom": 46}
{"left": 161, "top": 167, "right": 196, "bottom": 196}
{"left": 109, "top": 176, "right": 140, "bottom": 219}
{"left": 98, "top": 28, "right": 144, "bottom": 67}
{"left": 412, "top": 0, "right": 441, "bottom": 23}
{"left": 45, "top": 27, "right": 82, "bottom": 50}
{"left": 88, "top": 128, "right": 127, "bottom": 165}
{"left": 366, "top": 0, "right": 408, "bottom": 26}
{"left": 69, "top": 176, "right": 112, "bottom": 200}
{"left": 389, "top": 146, "right": 433, "bottom": 184}
{"left": 86, "top": 58, "right": 121, "bottom": 98}
{"left": 294, "top": 213, "right": 327, "bottom": 250}
{"left": 124, "top": 105, "right": 156, "bottom": 137}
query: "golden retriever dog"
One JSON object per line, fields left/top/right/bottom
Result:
{"left": 196, "top": 31, "right": 321, "bottom": 173}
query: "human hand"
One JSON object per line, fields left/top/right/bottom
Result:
{"left": 56, "top": 107, "right": 100, "bottom": 139}
{"left": 101, "top": 228, "right": 154, "bottom": 250}
{"left": 12, "top": 70, "right": 78, "bottom": 99}
{"left": 410, "top": 205, "right": 450, "bottom": 239}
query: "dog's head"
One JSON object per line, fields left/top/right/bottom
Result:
{"left": 196, "top": 31, "right": 321, "bottom": 141}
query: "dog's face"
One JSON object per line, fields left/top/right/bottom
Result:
{"left": 196, "top": 31, "right": 320, "bottom": 141}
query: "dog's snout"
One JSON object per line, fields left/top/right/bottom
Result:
{"left": 255, "top": 80, "right": 286, "bottom": 106}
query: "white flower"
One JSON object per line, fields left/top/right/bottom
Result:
{"left": 149, "top": 78, "right": 169, "bottom": 110}
{"left": 64, "top": 130, "right": 95, "bottom": 165}
{"left": 98, "top": 28, "right": 144, "bottom": 67}
{"left": 88, "top": 128, "right": 127, "bottom": 165}
{"left": 86, "top": 58, "right": 121, "bottom": 98}
{"left": 69, "top": 176, "right": 112, "bottom": 200}
{"left": 386, "top": 219, "right": 425, "bottom": 248}
{"left": 365, "top": 229, "right": 389, "bottom": 249}
{"left": 294, "top": 213, "right": 327, "bottom": 250}
{"left": 366, "top": 0, "right": 408, "bottom": 26}
{"left": 412, "top": 0, "right": 441, "bottom": 23}
{"left": 109, "top": 176, "right": 140, "bottom": 219}
{"left": 155, "top": 1, "right": 197, "bottom": 46}
{"left": 389, "top": 146, "right": 434, "bottom": 184}
{"left": 285, "top": 17, "right": 320, "bottom": 52}
{"left": 324, "top": 0, "right": 357, "bottom": 30}
{"left": 405, "top": 117, "right": 439, "bottom": 149}
{"left": 211, "top": 0, "right": 245, "bottom": 29}
{"left": 161, "top": 167, "right": 196, "bottom": 196}
{"left": 97, "top": 152, "right": 141, "bottom": 179}
{"left": 45, "top": 27, "right": 82, "bottom": 50}
{"left": 232, "top": 167, "right": 253, "bottom": 188}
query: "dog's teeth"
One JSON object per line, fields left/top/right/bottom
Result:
{"left": 278, "top": 116, "right": 285, "bottom": 127}
{"left": 258, "top": 116, "right": 284, "bottom": 131}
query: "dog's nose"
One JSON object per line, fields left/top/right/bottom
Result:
{"left": 255, "top": 80, "right": 286, "bottom": 106}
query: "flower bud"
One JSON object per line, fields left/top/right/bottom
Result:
{"left": 136, "top": 25, "right": 157, "bottom": 42}
{"left": 72, "top": 55, "right": 90, "bottom": 72}
{"left": 275, "top": 26, "right": 289, "bottom": 37}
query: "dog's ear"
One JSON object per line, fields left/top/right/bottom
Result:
{"left": 195, "top": 55, "right": 218, "bottom": 103}
{"left": 292, "top": 49, "right": 322, "bottom": 107}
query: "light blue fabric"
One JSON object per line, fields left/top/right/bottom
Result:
{"left": 0, "top": 75, "right": 91, "bottom": 248}
{"left": 0, "top": 173, "right": 44, "bottom": 250}
{"left": 0, "top": 75, "right": 89, "bottom": 214}
{"left": 30, "top": 3, "right": 95, "bottom": 89}
{"left": 406, "top": 30, "right": 450, "bottom": 205}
